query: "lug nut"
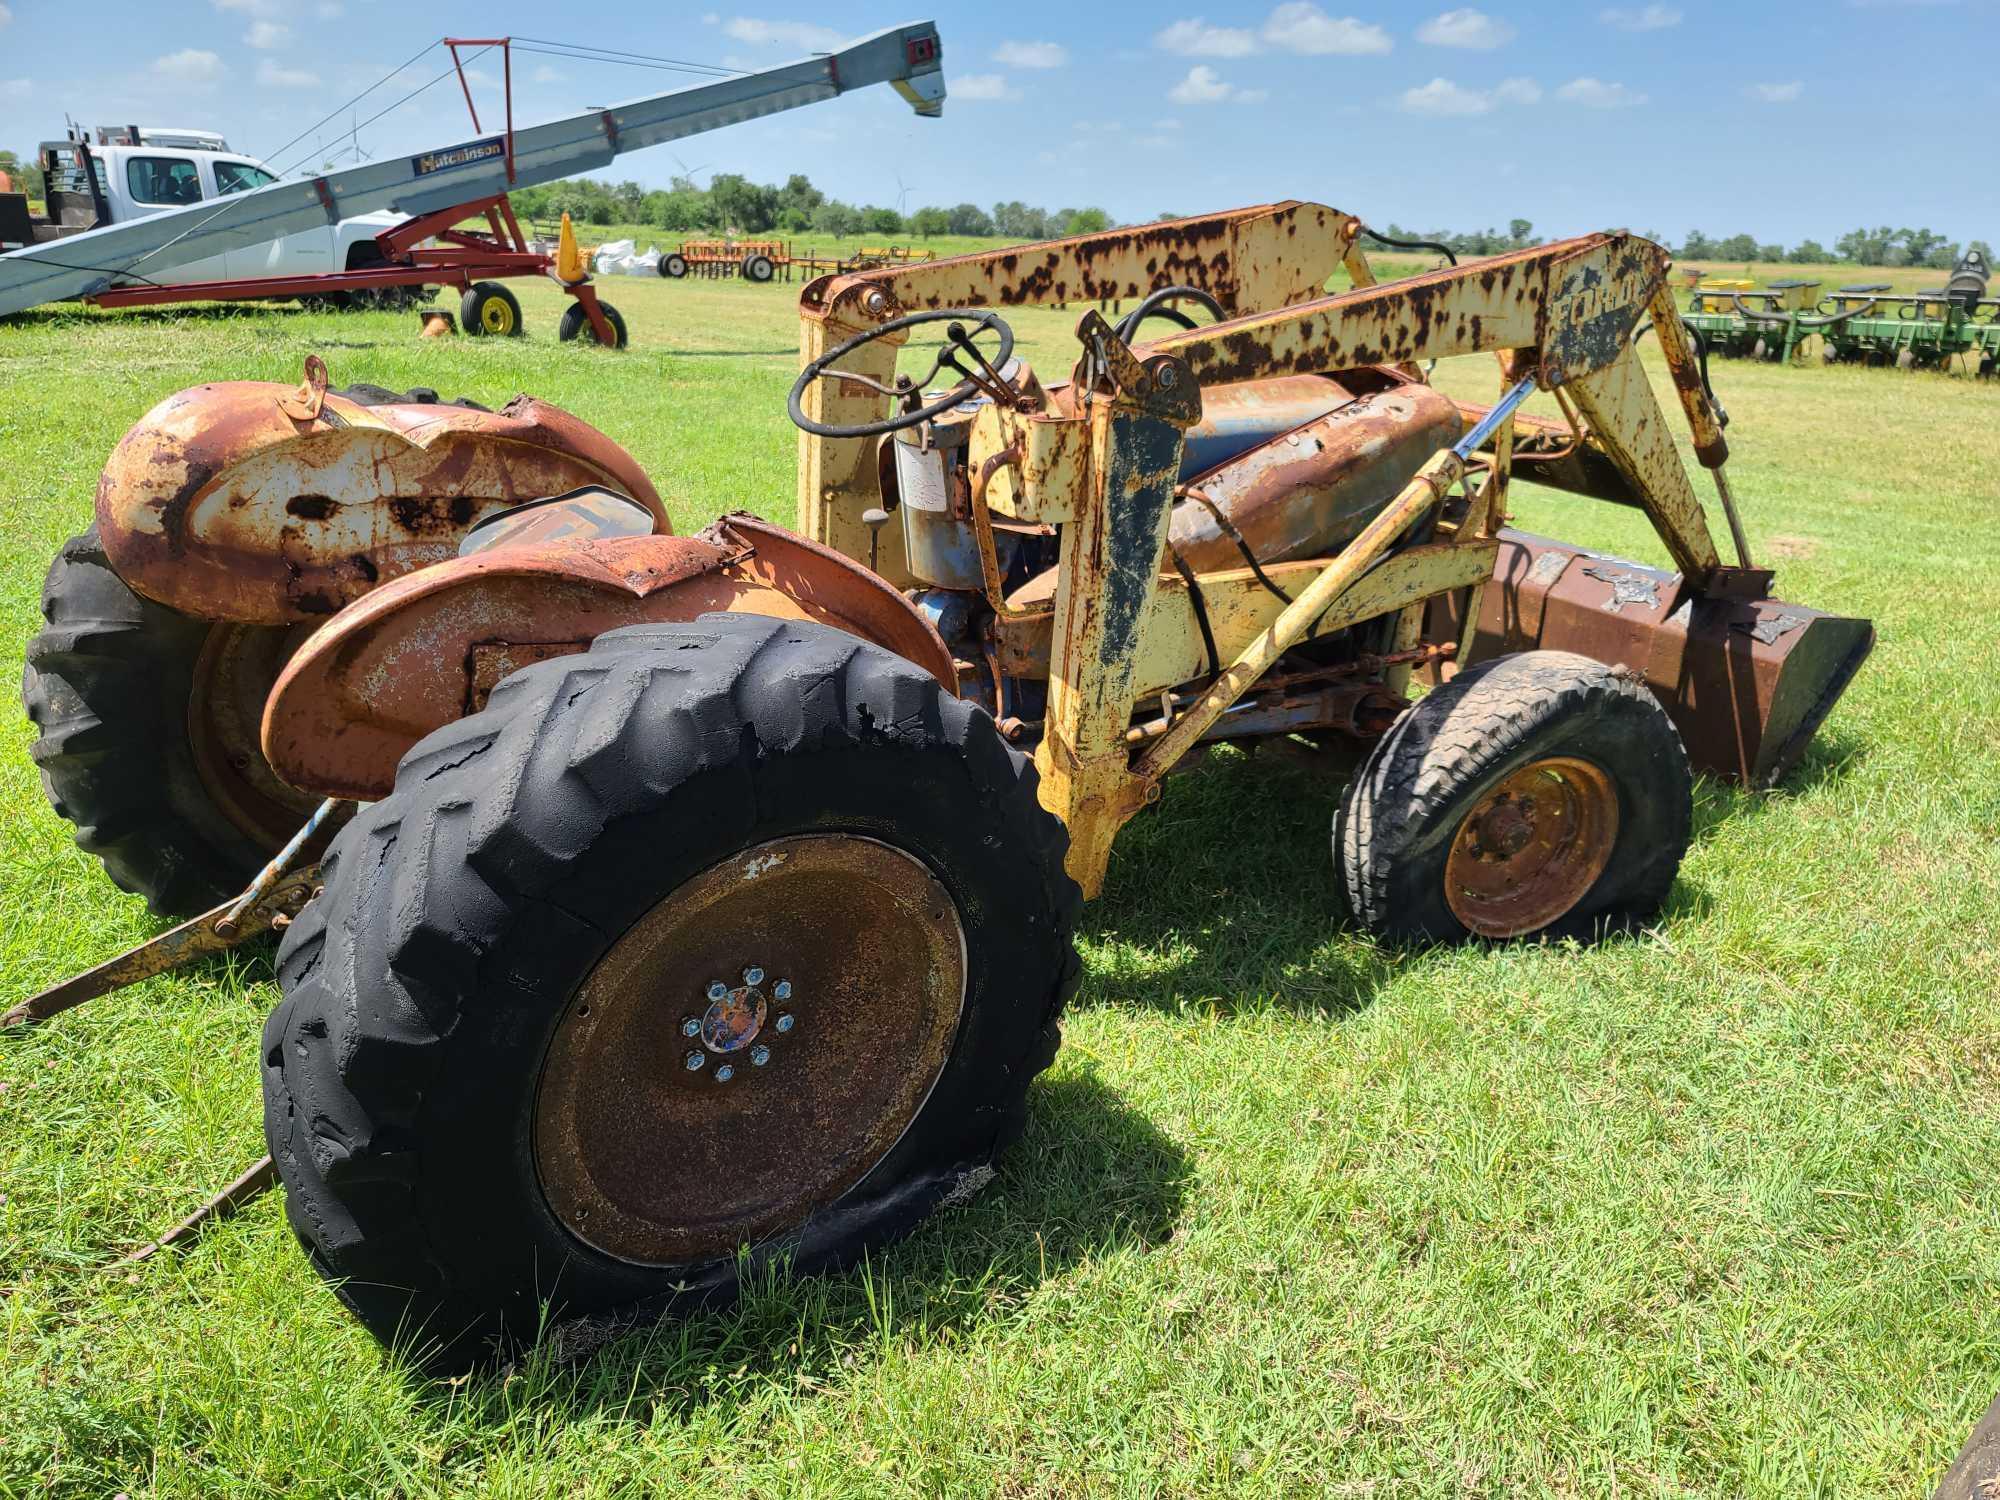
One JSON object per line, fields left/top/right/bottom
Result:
{"left": 751, "top": 1045, "right": 770, "bottom": 1066}
{"left": 774, "top": 980, "right": 792, "bottom": 1000}
{"left": 685, "top": 1051, "right": 705, "bottom": 1071}
{"left": 714, "top": 1064, "right": 735, "bottom": 1082}
{"left": 775, "top": 1013, "right": 795, "bottom": 1033}
{"left": 743, "top": 966, "right": 765, "bottom": 986}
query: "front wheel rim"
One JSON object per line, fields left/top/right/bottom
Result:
{"left": 533, "top": 834, "right": 967, "bottom": 1265}
{"left": 482, "top": 297, "right": 514, "bottom": 334}
{"left": 1443, "top": 756, "right": 1619, "bottom": 938}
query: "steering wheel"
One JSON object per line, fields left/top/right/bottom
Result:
{"left": 789, "top": 307, "right": 1015, "bottom": 439}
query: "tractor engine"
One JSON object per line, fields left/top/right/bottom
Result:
{"left": 883, "top": 364, "right": 1464, "bottom": 722}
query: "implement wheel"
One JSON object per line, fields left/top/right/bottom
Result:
{"left": 1335, "top": 650, "right": 1691, "bottom": 943}
{"left": 557, "top": 299, "right": 628, "bottom": 348}
{"left": 461, "top": 280, "right": 524, "bottom": 337}
{"left": 263, "top": 613, "right": 1080, "bottom": 1370}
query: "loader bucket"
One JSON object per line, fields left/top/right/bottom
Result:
{"left": 1432, "top": 531, "right": 1874, "bottom": 787}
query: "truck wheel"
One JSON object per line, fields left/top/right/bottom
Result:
{"left": 1334, "top": 650, "right": 1691, "bottom": 944}
{"left": 23, "top": 529, "right": 321, "bottom": 916}
{"left": 263, "top": 612, "right": 1081, "bottom": 1370}
{"left": 557, "top": 300, "right": 628, "bottom": 348}
{"left": 741, "top": 253, "right": 775, "bottom": 283}
{"left": 461, "top": 281, "right": 524, "bottom": 337}
{"left": 661, "top": 253, "right": 687, "bottom": 279}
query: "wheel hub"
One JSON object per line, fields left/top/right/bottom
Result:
{"left": 533, "top": 834, "right": 966, "bottom": 1265}
{"left": 187, "top": 622, "right": 323, "bottom": 850}
{"left": 1443, "top": 756, "right": 1619, "bottom": 938}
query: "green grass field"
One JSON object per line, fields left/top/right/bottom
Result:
{"left": 2, "top": 270, "right": 1998, "bottom": 1498}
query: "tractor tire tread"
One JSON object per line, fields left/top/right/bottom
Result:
{"left": 1335, "top": 649, "right": 1690, "bottom": 943}
{"left": 22, "top": 528, "right": 271, "bottom": 915}
{"left": 265, "top": 611, "right": 1078, "bottom": 1366}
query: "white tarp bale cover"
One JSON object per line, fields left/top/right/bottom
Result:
{"left": 590, "top": 238, "right": 636, "bottom": 273}
{"left": 626, "top": 245, "right": 661, "bottom": 275}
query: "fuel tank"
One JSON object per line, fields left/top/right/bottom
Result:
{"left": 1169, "top": 379, "right": 1466, "bottom": 571}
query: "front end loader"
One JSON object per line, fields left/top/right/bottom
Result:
{"left": 14, "top": 204, "right": 1872, "bottom": 1368}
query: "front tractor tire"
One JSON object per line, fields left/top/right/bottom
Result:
{"left": 24, "top": 529, "right": 320, "bottom": 916}
{"left": 263, "top": 613, "right": 1081, "bottom": 1370}
{"left": 1335, "top": 650, "right": 1692, "bottom": 944}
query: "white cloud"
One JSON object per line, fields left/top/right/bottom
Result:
{"left": 1168, "top": 64, "right": 1268, "bottom": 103}
{"left": 721, "top": 18, "right": 845, "bottom": 50}
{"left": 1400, "top": 74, "right": 1540, "bottom": 114}
{"left": 1156, "top": 17, "right": 1259, "bottom": 56}
{"left": 1153, "top": 117, "right": 1184, "bottom": 129}
{"left": 1557, "top": 75, "right": 1647, "bottom": 106}
{"left": 257, "top": 58, "right": 318, "bottom": 88}
{"left": 1417, "top": 8, "right": 1516, "bottom": 47}
{"left": 154, "top": 49, "right": 226, "bottom": 88}
{"left": 1262, "top": 4, "right": 1391, "bottom": 53}
{"left": 532, "top": 65, "right": 567, "bottom": 84}
{"left": 1746, "top": 80, "right": 1803, "bottom": 102}
{"left": 1599, "top": 4, "right": 1681, "bottom": 28}
{"left": 315, "top": 1, "right": 342, "bottom": 17}
{"left": 0, "top": 4, "right": 12, "bottom": 27}
{"left": 993, "top": 40, "right": 1067, "bottom": 68}
{"left": 2, "top": 77, "right": 28, "bottom": 101}
{"left": 1400, "top": 77, "right": 1494, "bottom": 115}
{"left": 953, "top": 73, "right": 1021, "bottom": 101}
{"left": 245, "top": 19, "right": 290, "bottom": 48}
{"left": 211, "top": 0, "right": 277, "bottom": 13}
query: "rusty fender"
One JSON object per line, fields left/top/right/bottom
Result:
{"left": 260, "top": 513, "right": 955, "bottom": 800}
{"left": 96, "top": 381, "right": 668, "bottom": 626}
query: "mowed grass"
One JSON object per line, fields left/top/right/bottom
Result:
{"left": 1, "top": 268, "right": 1998, "bottom": 1499}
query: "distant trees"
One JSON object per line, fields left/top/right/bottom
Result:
{"left": 1375, "top": 221, "right": 1542, "bottom": 256}
{"left": 508, "top": 172, "right": 1113, "bottom": 244}
{"left": 0, "top": 149, "right": 45, "bottom": 200}
{"left": 1678, "top": 225, "right": 1978, "bottom": 268}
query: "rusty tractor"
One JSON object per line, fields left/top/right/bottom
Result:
{"left": 16, "top": 203, "right": 1872, "bottom": 1368}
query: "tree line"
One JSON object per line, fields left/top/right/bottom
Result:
{"left": 507, "top": 172, "right": 1112, "bottom": 241}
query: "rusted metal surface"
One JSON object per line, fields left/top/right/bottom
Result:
{"left": 1171, "top": 380, "right": 1464, "bottom": 572}
{"left": 797, "top": 204, "right": 1357, "bottom": 579}
{"left": 1443, "top": 756, "right": 1619, "bottom": 938}
{"left": 1033, "top": 321, "right": 1201, "bottom": 895}
{"left": 1434, "top": 530, "right": 1874, "bottom": 787}
{"left": 261, "top": 514, "right": 955, "bottom": 800}
{"left": 805, "top": 203, "right": 1352, "bottom": 325}
{"left": 97, "top": 376, "right": 669, "bottom": 625}
{"left": 3, "top": 866, "right": 318, "bottom": 1028}
{"left": 1179, "top": 373, "right": 1356, "bottom": 475}
{"left": 1451, "top": 400, "right": 1641, "bottom": 507}
{"left": 120, "top": 1157, "right": 276, "bottom": 1265}
{"left": 213, "top": 797, "right": 342, "bottom": 938}
{"left": 532, "top": 834, "right": 965, "bottom": 1265}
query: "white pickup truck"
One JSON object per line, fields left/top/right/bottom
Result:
{"left": 1, "top": 127, "right": 415, "bottom": 300}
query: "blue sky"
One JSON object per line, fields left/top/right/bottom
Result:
{"left": 1, "top": 0, "right": 1992, "bottom": 243}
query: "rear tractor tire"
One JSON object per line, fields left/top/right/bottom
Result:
{"left": 557, "top": 300, "right": 628, "bottom": 348}
{"left": 1335, "top": 650, "right": 1692, "bottom": 944}
{"left": 461, "top": 280, "right": 524, "bottom": 337}
{"left": 23, "top": 528, "right": 322, "bottom": 916}
{"left": 263, "top": 612, "right": 1081, "bottom": 1370}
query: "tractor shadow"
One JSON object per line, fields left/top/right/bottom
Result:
{"left": 1079, "top": 742, "right": 1396, "bottom": 1020}
{"left": 444, "top": 1071, "right": 1188, "bottom": 1421}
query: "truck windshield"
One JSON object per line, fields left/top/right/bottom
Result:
{"left": 214, "top": 161, "right": 277, "bottom": 196}
{"left": 127, "top": 157, "right": 204, "bottom": 207}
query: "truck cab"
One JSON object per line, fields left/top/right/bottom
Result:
{"left": 0, "top": 127, "right": 405, "bottom": 293}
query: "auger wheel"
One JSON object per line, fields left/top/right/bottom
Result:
{"left": 263, "top": 612, "right": 1081, "bottom": 1370}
